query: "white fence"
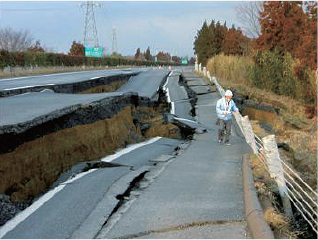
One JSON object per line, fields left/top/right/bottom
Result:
{"left": 197, "top": 68, "right": 318, "bottom": 234}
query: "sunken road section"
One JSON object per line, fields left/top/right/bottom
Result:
{"left": 0, "top": 72, "right": 138, "bottom": 97}
{"left": 0, "top": 91, "right": 182, "bottom": 202}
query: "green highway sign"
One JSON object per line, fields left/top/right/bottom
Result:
{"left": 85, "top": 47, "right": 103, "bottom": 57}
{"left": 181, "top": 58, "right": 188, "bottom": 65}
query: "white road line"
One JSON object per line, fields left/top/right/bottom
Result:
{"left": 0, "top": 71, "right": 88, "bottom": 82}
{"left": 4, "top": 84, "right": 55, "bottom": 91}
{"left": 171, "top": 102, "right": 175, "bottom": 115}
{"left": 0, "top": 136, "right": 162, "bottom": 238}
{"left": 164, "top": 71, "right": 175, "bottom": 115}
{"left": 101, "top": 136, "right": 162, "bottom": 162}
{"left": 90, "top": 76, "right": 104, "bottom": 80}
{"left": 0, "top": 169, "right": 96, "bottom": 239}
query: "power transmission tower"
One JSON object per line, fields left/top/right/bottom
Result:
{"left": 81, "top": 1, "right": 101, "bottom": 48}
{"left": 111, "top": 27, "right": 117, "bottom": 54}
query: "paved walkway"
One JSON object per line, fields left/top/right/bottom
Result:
{"left": 97, "top": 71, "right": 252, "bottom": 239}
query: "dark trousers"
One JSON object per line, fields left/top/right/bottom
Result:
{"left": 218, "top": 119, "right": 232, "bottom": 142}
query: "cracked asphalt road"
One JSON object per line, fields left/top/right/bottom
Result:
{"left": 0, "top": 69, "right": 252, "bottom": 239}
{"left": 1, "top": 138, "right": 183, "bottom": 239}
{"left": 96, "top": 70, "right": 252, "bottom": 239}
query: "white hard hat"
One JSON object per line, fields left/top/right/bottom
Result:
{"left": 225, "top": 90, "right": 233, "bottom": 97}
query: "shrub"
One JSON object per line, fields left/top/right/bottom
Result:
{"left": 0, "top": 50, "right": 10, "bottom": 70}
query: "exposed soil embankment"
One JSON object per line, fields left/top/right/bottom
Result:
{"left": 0, "top": 88, "right": 183, "bottom": 202}
{"left": 0, "top": 93, "right": 152, "bottom": 154}
{"left": 0, "top": 71, "right": 199, "bottom": 227}
{"left": 0, "top": 73, "right": 138, "bottom": 97}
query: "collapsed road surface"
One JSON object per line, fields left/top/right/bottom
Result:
{"left": 0, "top": 68, "right": 146, "bottom": 97}
{"left": 96, "top": 70, "right": 252, "bottom": 239}
{"left": 0, "top": 67, "right": 207, "bottom": 238}
{"left": 0, "top": 137, "right": 183, "bottom": 239}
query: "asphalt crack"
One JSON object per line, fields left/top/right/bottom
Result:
{"left": 97, "top": 171, "right": 149, "bottom": 234}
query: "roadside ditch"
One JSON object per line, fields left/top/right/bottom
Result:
{"left": 0, "top": 72, "right": 198, "bottom": 227}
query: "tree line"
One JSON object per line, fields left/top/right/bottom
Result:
{"left": 194, "top": 20, "right": 250, "bottom": 66}
{"left": 0, "top": 28, "right": 183, "bottom": 70}
{"left": 134, "top": 47, "right": 195, "bottom": 65}
{"left": 194, "top": 1, "right": 317, "bottom": 107}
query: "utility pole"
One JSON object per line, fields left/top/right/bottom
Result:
{"left": 81, "top": 1, "right": 101, "bottom": 48}
{"left": 111, "top": 27, "right": 117, "bottom": 54}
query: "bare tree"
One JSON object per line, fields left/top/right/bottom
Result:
{"left": 0, "top": 27, "right": 33, "bottom": 52}
{"left": 235, "top": 1, "right": 264, "bottom": 38}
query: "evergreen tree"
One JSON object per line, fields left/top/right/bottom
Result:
{"left": 255, "top": 1, "right": 308, "bottom": 56}
{"left": 145, "top": 47, "right": 151, "bottom": 61}
{"left": 194, "top": 21, "right": 214, "bottom": 65}
{"left": 135, "top": 47, "right": 141, "bottom": 59}
{"left": 295, "top": 1, "right": 317, "bottom": 70}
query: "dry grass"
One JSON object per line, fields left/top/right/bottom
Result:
{"left": 205, "top": 54, "right": 317, "bottom": 191}
{"left": 206, "top": 53, "right": 254, "bottom": 86}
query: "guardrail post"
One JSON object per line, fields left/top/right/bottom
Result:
{"left": 241, "top": 115, "right": 258, "bottom": 154}
{"left": 207, "top": 71, "right": 211, "bottom": 79}
{"left": 233, "top": 113, "right": 245, "bottom": 139}
{"left": 203, "top": 67, "right": 207, "bottom": 76}
{"left": 262, "top": 135, "right": 293, "bottom": 217}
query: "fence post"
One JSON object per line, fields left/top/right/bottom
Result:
{"left": 207, "top": 71, "right": 211, "bottom": 79}
{"left": 262, "top": 135, "right": 293, "bottom": 217}
{"left": 203, "top": 67, "right": 207, "bottom": 76}
{"left": 233, "top": 114, "right": 245, "bottom": 140}
{"left": 241, "top": 116, "right": 258, "bottom": 154}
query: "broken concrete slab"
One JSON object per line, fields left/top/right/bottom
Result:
{"left": 0, "top": 72, "right": 139, "bottom": 97}
{"left": 189, "top": 85, "right": 211, "bottom": 95}
{"left": 149, "top": 154, "right": 175, "bottom": 163}
{"left": 170, "top": 116, "right": 207, "bottom": 134}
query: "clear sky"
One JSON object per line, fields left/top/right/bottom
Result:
{"left": 0, "top": 1, "right": 243, "bottom": 57}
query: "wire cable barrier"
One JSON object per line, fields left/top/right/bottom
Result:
{"left": 210, "top": 74, "right": 317, "bottom": 234}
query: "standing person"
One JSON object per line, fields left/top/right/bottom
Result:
{"left": 216, "top": 90, "right": 239, "bottom": 145}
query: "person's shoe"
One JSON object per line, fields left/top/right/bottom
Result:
{"left": 218, "top": 139, "right": 222, "bottom": 144}
{"left": 224, "top": 141, "right": 231, "bottom": 145}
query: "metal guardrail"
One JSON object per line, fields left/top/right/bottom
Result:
{"left": 197, "top": 68, "right": 317, "bottom": 234}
